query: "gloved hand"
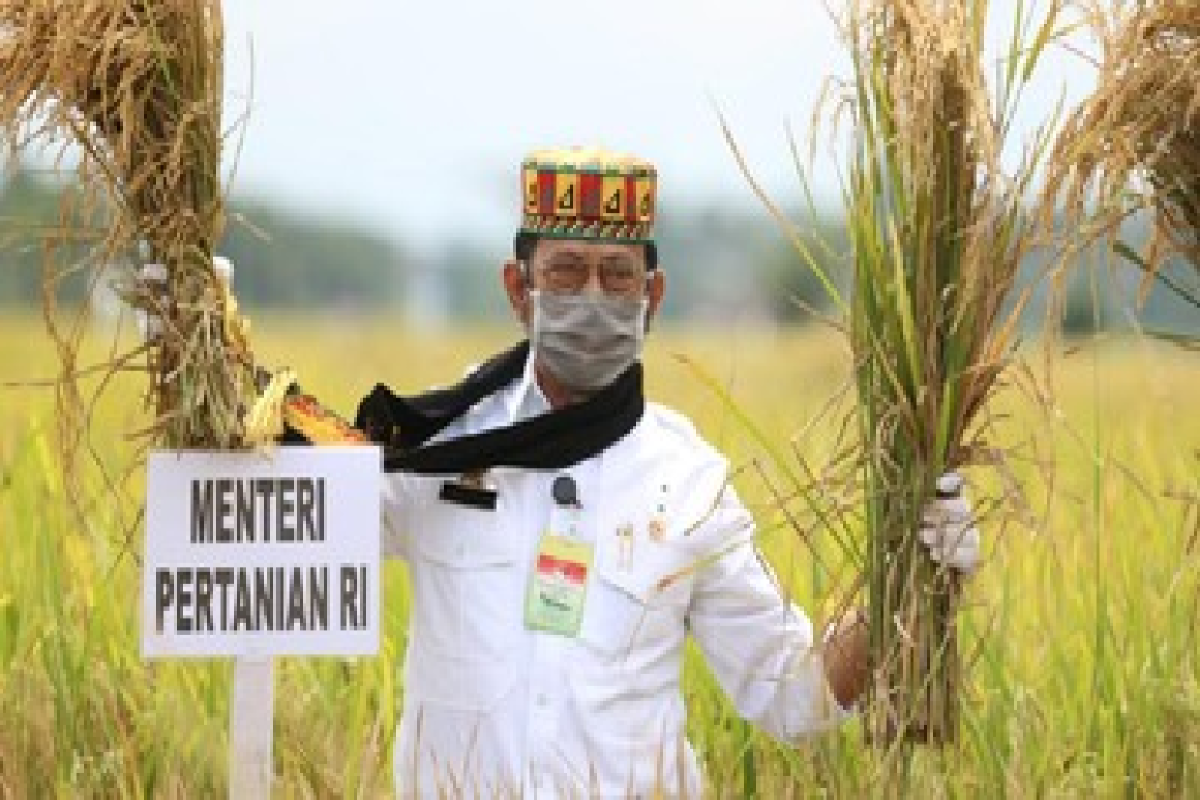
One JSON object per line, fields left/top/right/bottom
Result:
{"left": 134, "top": 256, "right": 234, "bottom": 343}
{"left": 918, "top": 472, "right": 981, "bottom": 576}
{"left": 134, "top": 261, "right": 168, "bottom": 342}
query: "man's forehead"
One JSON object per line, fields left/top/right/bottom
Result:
{"left": 536, "top": 239, "right": 644, "bottom": 263}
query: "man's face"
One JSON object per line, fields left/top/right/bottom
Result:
{"left": 503, "top": 239, "right": 665, "bottom": 326}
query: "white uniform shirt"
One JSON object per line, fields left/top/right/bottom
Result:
{"left": 382, "top": 357, "right": 847, "bottom": 797}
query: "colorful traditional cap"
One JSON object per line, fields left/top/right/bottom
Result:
{"left": 520, "top": 146, "right": 657, "bottom": 243}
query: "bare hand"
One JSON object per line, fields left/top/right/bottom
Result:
{"left": 822, "top": 607, "right": 871, "bottom": 709}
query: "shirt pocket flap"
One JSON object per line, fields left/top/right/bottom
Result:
{"left": 592, "top": 537, "right": 693, "bottom": 606}
{"left": 408, "top": 504, "right": 517, "bottom": 569}
{"left": 594, "top": 561, "right": 663, "bottom": 604}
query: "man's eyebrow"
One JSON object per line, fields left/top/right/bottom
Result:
{"left": 545, "top": 252, "right": 586, "bottom": 263}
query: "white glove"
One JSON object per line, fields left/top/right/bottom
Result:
{"left": 135, "top": 262, "right": 169, "bottom": 342}
{"left": 135, "top": 256, "right": 234, "bottom": 343}
{"left": 918, "top": 472, "right": 981, "bottom": 576}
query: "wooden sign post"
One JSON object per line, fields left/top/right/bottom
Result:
{"left": 231, "top": 657, "right": 274, "bottom": 796}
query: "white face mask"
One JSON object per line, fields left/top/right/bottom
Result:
{"left": 529, "top": 289, "right": 648, "bottom": 392}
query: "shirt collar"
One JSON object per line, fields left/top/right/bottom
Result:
{"left": 503, "top": 348, "right": 550, "bottom": 423}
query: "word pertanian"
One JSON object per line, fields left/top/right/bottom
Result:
{"left": 154, "top": 564, "right": 369, "bottom": 634}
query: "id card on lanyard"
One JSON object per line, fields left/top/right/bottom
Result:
{"left": 524, "top": 490, "right": 593, "bottom": 637}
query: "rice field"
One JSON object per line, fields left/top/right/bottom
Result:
{"left": 0, "top": 314, "right": 1196, "bottom": 796}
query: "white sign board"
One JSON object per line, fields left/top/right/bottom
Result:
{"left": 142, "top": 447, "right": 381, "bottom": 658}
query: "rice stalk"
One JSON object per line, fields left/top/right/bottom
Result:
{"left": 835, "top": 0, "right": 1062, "bottom": 746}
{"left": 0, "top": 0, "right": 251, "bottom": 451}
{"left": 1046, "top": 0, "right": 1200, "bottom": 325}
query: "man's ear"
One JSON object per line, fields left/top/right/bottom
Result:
{"left": 503, "top": 260, "right": 531, "bottom": 327}
{"left": 646, "top": 269, "right": 665, "bottom": 322}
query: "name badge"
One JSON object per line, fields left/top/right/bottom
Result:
{"left": 525, "top": 513, "right": 592, "bottom": 638}
{"left": 438, "top": 470, "right": 497, "bottom": 510}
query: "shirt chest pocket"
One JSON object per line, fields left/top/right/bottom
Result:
{"left": 576, "top": 547, "right": 693, "bottom": 672}
{"left": 407, "top": 499, "right": 523, "bottom": 662}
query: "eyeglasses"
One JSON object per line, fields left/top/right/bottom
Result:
{"left": 527, "top": 258, "right": 647, "bottom": 296}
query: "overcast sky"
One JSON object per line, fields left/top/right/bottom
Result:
{"left": 219, "top": 1, "right": 1096, "bottom": 252}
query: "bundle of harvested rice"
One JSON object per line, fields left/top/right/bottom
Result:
{"left": 836, "top": 0, "right": 1060, "bottom": 745}
{"left": 1047, "top": 0, "right": 1200, "bottom": 327}
{"left": 725, "top": 0, "right": 1063, "bottom": 746}
{"left": 0, "top": 0, "right": 250, "bottom": 449}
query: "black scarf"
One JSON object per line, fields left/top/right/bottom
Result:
{"left": 349, "top": 341, "right": 644, "bottom": 475}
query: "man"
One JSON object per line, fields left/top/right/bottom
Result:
{"left": 151, "top": 146, "right": 979, "bottom": 795}
{"left": 343, "top": 147, "right": 981, "bottom": 796}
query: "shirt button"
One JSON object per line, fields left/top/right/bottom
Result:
{"left": 536, "top": 693, "right": 549, "bottom": 706}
